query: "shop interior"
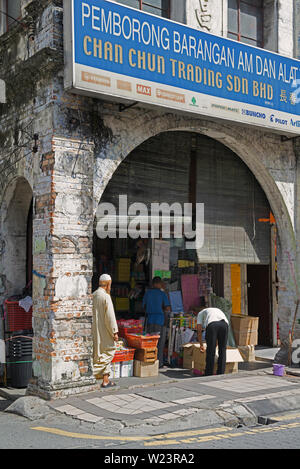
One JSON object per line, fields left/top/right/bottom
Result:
{"left": 91, "top": 131, "right": 278, "bottom": 380}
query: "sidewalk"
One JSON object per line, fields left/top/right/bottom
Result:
{"left": 45, "top": 362, "right": 300, "bottom": 434}
{"left": 2, "top": 358, "right": 300, "bottom": 435}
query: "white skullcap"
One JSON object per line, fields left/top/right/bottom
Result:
{"left": 100, "top": 274, "right": 112, "bottom": 281}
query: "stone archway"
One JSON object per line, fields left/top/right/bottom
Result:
{"left": 93, "top": 110, "right": 297, "bottom": 362}
{"left": 0, "top": 176, "right": 33, "bottom": 299}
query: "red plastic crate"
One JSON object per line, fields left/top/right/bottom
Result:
{"left": 125, "top": 334, "right": 160, "bottom": 349}
{"left": 119, "top": 326, "right": 143, "bottom": 338}
{"left": 112, "top": 348, "right": 135, "bottom": 363}
{"left": 117, "top": 319, "right": 143, "bottom": 338}
{"left": 4, "top": 300, "right": 33, "bottom": 332}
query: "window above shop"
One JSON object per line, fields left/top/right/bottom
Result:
{"left": 0, "top": 0, "right": 21, "bottom": 35}
{"left": 115, "top": 0, "right": 170, "bottom": 18}
{"left": 228, "top": 0, "right": 264, "bottom": 48}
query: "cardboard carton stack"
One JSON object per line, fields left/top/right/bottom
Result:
{"left": 237, "top": 345, "right": 256, "bottom": 362}
{"left": 183, "top": 343, "right": 194, "bottom": 369}
{"left": 133, "top": 359, "right": 159, "bottom": 378}
{"left": 231, "top": 315, "right": 259, "bottom": 347}
{"left": 126, "top": 333, "right": 159, "bottom": 378}
{"left": 133, "top": 347, "right": 159, "bottom": 377}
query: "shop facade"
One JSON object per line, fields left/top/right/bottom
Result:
{"left": 0, "top": 0, "right": 300, "bottom": 399}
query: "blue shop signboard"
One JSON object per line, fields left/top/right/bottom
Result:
{"left": 64, "top": 0, "right": 300, "bottom": 135}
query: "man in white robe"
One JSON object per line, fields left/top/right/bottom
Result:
{"left": 92, "top": 274, "right": 119, "bottom": 388}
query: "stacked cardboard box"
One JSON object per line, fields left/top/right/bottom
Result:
{"left": 238, "top": 345, "right": 256, "bottom": 362}
{"left": 133, "top": 360, "right": 159, "bottom": 377}
{"left": 183, "top": 343, "right": 194, "bottom": 369}
{"left": 231, "top": 315, "right": 259, "bottom": 346}
{"left": 192, "top": 344, "right": 243, "bottom": 375}
{"left": 134, "top": 345, "right": 159, "bottom": 377}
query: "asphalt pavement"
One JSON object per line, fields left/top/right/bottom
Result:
{"left": 1, "top": 360, "right": 300, "bottom": 450}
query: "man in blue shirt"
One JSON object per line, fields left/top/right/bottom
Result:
{"left": 143, "top": 277, "right": 171, "bottom": 368}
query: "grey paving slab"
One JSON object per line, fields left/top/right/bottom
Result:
{"left": 65, "top": 400, "right": 111, "bottom": 418}
{"left": 145, "top": 408, "right": 177, "bottom": 417}
{"left": 197, "top": 376, "right": 298, "bottom": 394}
{"left": 134, "top": 386, "right": 200, "bottom": 403}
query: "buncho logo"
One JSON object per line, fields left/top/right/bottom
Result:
{"left": 95, "top": 195, "right": 204, "bottom": 249}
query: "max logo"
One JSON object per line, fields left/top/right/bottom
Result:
{"left": 137, "top": 85, "right": 151, "bottom": 96}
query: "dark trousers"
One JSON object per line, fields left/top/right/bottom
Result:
{"left": 205, "top": 320, "right": 229, "bottom": 376}
{"left": 146, "top": 323, "right": 166, "bottom": 367}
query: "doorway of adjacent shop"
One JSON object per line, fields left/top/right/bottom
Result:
{"left": 0, "top": 177, "right": 33, "bottom": 389}
{"left": 247, "top": 264, "right": 272, "bottom": 347}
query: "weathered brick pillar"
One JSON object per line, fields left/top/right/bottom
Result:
{"left": 27, "top": 136, "right": 97, "bottom": 399}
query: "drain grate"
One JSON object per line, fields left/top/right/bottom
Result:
{"left": 257, "top": 416, "right": 279, "bottom": 426}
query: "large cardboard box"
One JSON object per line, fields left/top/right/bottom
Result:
{"left": 133, "top": 359, "right": 159, "bottom": 378}
{"left": 238, "top": 345, "right": 256, "bottom": 362}
{"left": 193, "top": 362, "right": 239, "bottom": 376}
{"left": 231, "top": 315, "right": 259, "bottom": 346}
{"left": 183, "top": 343, "right": 194, "bottom": 369}
{"left": 193, "top": 344, "right": 243, "bottom": 375}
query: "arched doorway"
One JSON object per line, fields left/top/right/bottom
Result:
{"left": 93, "top": 131, "right": 275, "bottom": 347}
{"left": 1, "top": 177, "right": 33, "bottom": 297}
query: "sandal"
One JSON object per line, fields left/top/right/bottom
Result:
{"left": 101, "top": 381, "right": 117, "bottom": 389}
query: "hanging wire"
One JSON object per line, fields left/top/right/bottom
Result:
{"left": 0, "top": 148, "right": 33, "bottom": 176}
{"left": 0, "top": 9, "right": 26, "bottom": 29}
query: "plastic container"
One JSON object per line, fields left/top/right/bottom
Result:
{"left": 125, "top": 334, "right": 160, "bottom": 349}
{"left": 273, "top": 364, "right": 285, "bottom": 377}
{"left": 110, "top": 362, "right": 120, "bottom": 379}
{"left": 118, "top": 319, "right": 143, "bottom": 338}
{"left": 8, "top": 334, "right": 33, "bottom": 360}
{"left": 9, "top": 361, "right": 32, "bottom": 388}
{"left": 112, "top": 348, "right": 135, "bottom": 363}
{"left": 120, "top": 360, "right": 134, "bottom": 378}
{"left": 5, "top": 300, "right": 33, "bottom": 332}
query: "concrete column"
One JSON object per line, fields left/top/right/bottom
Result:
{"left": 278, "top": 0, "right": 294, "bottom": 57}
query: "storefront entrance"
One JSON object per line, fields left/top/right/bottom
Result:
{"left": 93, "top": 131, "right": 275, "bottom": 375}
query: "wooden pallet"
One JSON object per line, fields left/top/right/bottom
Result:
{"left": 134, "top": 347, "right": 158, "bottom": 363}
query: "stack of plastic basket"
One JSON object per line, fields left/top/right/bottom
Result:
{"left": 125, "top": 333, "right": 160, "bottom": 349}
{"left": 8, "top": 334, "right": 33, "bottom": 388}
{"left": 4, "top": 300, "right": 33, "bottom": 332}
{"left": 117, "top": 319, "right": 143, "bottom": 338}
{"left": 111, "top": 347, "right": 135, "bottom": 379}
